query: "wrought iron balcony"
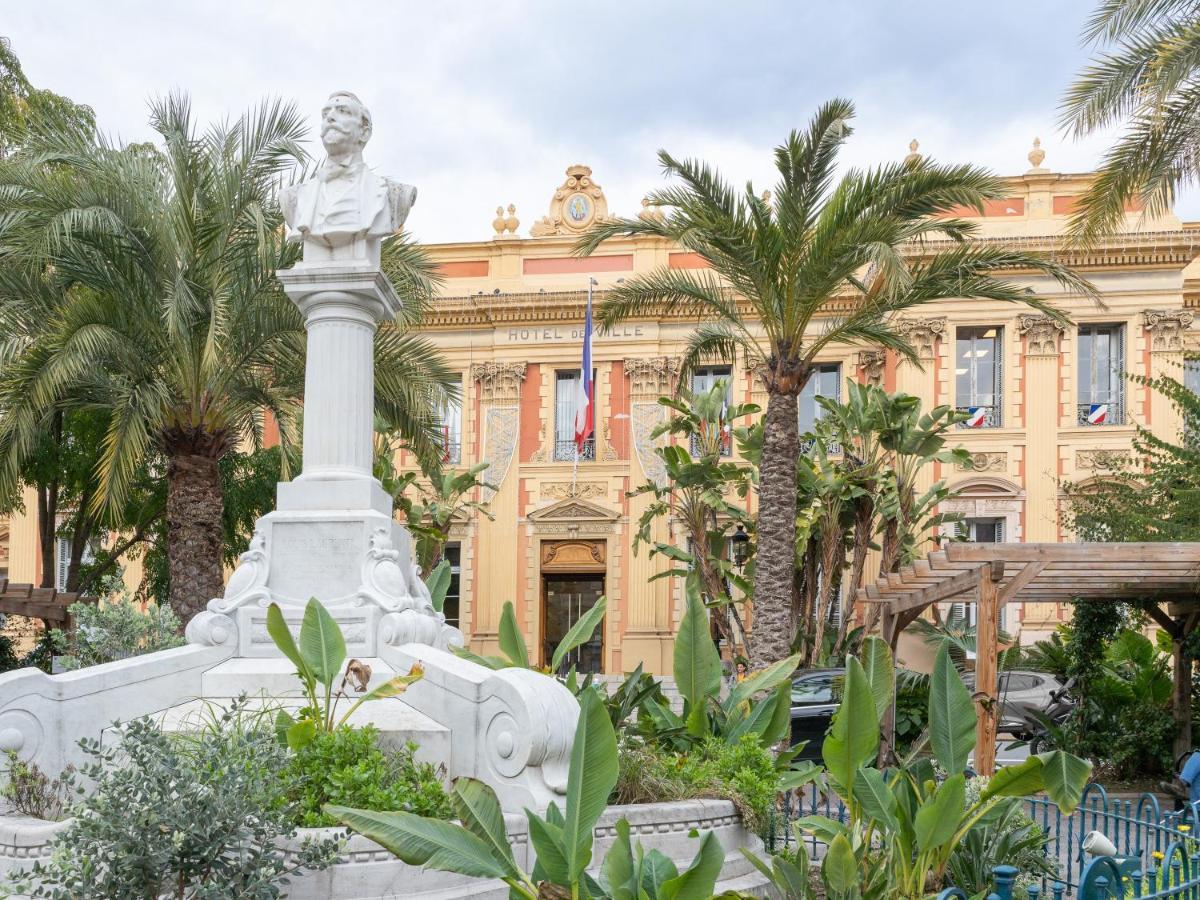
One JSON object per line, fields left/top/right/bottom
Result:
{"left": 553, "top": 438, "right": 595, "bottom": 461}
{"left": 689, "top": 432, "right": 733, "bottom": 458}
{"left": 1077, "top": 401, "right": 1124, "bottom": 426}
{"left": 439, "top": 439, "right": 462, "bottom": 465}
{"left": 955, "top": 405, "right": 1002, "bottom": 429}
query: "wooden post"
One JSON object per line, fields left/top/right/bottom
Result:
{"left": 974, "top": 563, "right": 999, "bottom": 776}
{"left": 1172, "top": 612, "right": 1197, "bottom": 758}
{"left": 878, "top": 607, "right": 899, "bottom": 766}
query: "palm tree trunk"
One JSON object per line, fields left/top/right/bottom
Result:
{"left": 165, "top": 433, "right": 227, "bottom": 623}
{"left": 751, "top": 387, "right": 799, "bottom": 668}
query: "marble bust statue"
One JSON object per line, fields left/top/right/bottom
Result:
{"left": 281, "top": 91, "right": 417, "bottom": 266}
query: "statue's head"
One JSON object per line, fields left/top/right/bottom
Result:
{"left": 320, "top": 91, "right": 371, "bottom": 157}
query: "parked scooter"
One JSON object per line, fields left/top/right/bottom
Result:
{"left": 1002, "top": 678, "right": 1076, "bottom": 753}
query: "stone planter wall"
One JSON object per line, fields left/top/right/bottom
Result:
{"left": 0, "top": 799, "right": 769, "bottom": 899}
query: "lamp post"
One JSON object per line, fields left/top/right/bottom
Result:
{"left": 731, "top": 524, "right": 751, "bottom": 570}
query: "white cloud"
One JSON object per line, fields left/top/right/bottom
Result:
{"left": 7, "top": 0, "right": 1198, "bottom": 241}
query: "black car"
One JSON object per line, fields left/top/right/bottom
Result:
{"left": 789, "top": 667, "right": 843, "bottom": 760}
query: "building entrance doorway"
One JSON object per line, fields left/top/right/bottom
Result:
{"left": 542, "top": 574, "right": 605, "bottom": 674}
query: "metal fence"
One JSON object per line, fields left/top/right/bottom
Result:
{"left": 770, "top": 781, "right": 1200, "bottom": 898}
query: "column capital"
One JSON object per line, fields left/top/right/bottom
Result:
{"left": 624, "top": 356, "right": 681, "bottom": 400}
{"left": 1142, "top": 308, "right": 1195, "bottom": 352}
{"left": 276, "top": 263, "right": 402, "bottom": 325}
{"left": 471, "top": 362, "right": 526, "bottom": 404}
{"left": 894, "top": 316, "right": 946, "bottom": 360}
{"left": 1017, "top": 314, "right": 1066, "bottom": 356}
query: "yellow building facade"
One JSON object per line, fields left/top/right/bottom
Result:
{"left": 410, "top": 151, "right": 1200, "bottom": 673}
{"left": 2, "top": 148, "right": 1198, "bottom": 673}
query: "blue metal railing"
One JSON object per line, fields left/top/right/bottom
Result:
{"left": 771, "top": 781, "right": 1200, "bottom": 898}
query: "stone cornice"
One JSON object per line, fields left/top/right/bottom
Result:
{"left": 420, "top": 231, "right": 1200, "bottom": 328}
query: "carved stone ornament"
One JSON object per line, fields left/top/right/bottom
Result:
{"left": 527, "top": 497, "right": 620, "bottom": 535}
{"left": 481, "top": 406, "right": 519, "bottom": 499}
{"left": 625, "top": 356, "right": 681, "bottom": 400}
{"left": 1017, "top": 314, "right": 1066, "bottom": 356}
{"left": 542, "top": 481, "right": 607, "bottom": 501}
{"left": 858, "top": 349, "right": 886, "bottom": 387}
{"left": 530, "top": 164, "right": 609, "bottom": 237}
{"left": 541, "top": 539, "right": 606, "bottom": 569}
{"left": 1077, "top": 448, "right": 1130, "bottom": 470}
{"left": 956, "top": 452, "right": 1007, "bottom": 473}
{"left": 1143, "top": 309, "right": 1195, "bottom": 352}
{"left": 472, "top": 362, "right": 526, "bottom": 404}
{"left": 895, "top": 317, "right": 947, "bottom": 360}
{"left": 638, "top": 196, "right": 665, "bottom": 223}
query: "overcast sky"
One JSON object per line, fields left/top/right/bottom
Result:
{"left": 7, "top": 1, "right": 1191, "bottom": 243}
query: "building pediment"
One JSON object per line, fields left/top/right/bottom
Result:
{"left": 527, "top": 497, "right": 620, "bottom": 523}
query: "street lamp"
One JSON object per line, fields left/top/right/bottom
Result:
{"left": 730, "top": 524, "right": 751, "bottom": 570}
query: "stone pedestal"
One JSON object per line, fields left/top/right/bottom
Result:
{"left": 187, "top": 263, "right": 463, "bottom": 658}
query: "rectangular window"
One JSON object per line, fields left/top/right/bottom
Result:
{"left": 1078, "top": 324, "right": 1125, "bottom": 426}
{"left": 691, "top": 366, "right": 733, "bottom": 456}
{"left": 442, "top": 543, "right": 461, "bottom": 629}
{"left": 554, "top": 370, "right": 595, "bottom": 461}
{"left": 437, "top": 384, "right": 462, "bottom": 465}
{"left": 799, "top": 364, "right": 842, "bottom": 453}
{"left": 1186, "top": 358, "right": 1200, "bottom": 395}
{"left": 955, "top": 327, "right": 1003, "bottom": 428}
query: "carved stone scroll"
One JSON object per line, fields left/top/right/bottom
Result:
{"left": 895, "top": 317, "right": 946, "bottom": 360}
{"left": 956, "top": 452, "right": 1007, "bottom": 473}
{"left": 1017, "top": 315, "right": 1067, "bottom": 356}
{"left": 1143, "top": 309, "right": 1195, "bottom": 352}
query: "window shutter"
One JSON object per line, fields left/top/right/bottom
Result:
{"left": 55, "top": 537, "right": 70, "bottom": 592}
{"left": 995, "top": 519, "right": 1006, "bottom": 544}
{"left": 555, "top": 372, "right": 576, "bottom": 445}
{"left": 1116, "top": 325, "right": 1126, "bottom": 423}
{"left": 995, "top": 329, "right": 1004, "bottom": 427}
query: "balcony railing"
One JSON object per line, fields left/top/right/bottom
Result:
{"left": 553, "top": 438, "right": 595, "bottom": 461}
{"left": 799, "top": 438, "right": 842, "bottom": 456}
{"left": 1077, "top": 401, "right": 1124, "bottom": 426}
{"left": 439, "top": 439, "right": 462, "bottom": 465}
{"left": 955, "top": 405, "right": 1001, "bottom": 429}
{"left": 689, "top": 432, "right": 733, "bottom": 458}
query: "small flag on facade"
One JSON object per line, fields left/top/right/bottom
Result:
{"left": 1087, "top": 403, "right": 1108, "bottom": 425}
{"left": 965, "top": 407, "right": 988, "bottom": 428}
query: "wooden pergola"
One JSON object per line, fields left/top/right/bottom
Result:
{"left": 856, "top": 542, "right": 1200, "bottom": 775}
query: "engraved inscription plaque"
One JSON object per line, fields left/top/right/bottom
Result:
{"left": 269, "top": 521, "right": 361, "bottom": 602}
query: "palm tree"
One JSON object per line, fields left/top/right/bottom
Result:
{"left": 1061, "top": 0, "right": 1200, "bottom": 241}
{"left": 0, "top": 94, "right": 454, "bottom": 621}
{"left": 577, "top": 99, "right": 1094, "bottom": 668}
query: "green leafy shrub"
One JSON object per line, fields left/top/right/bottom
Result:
{"left": 945, "top": 776, "right": 1059, "bottom": 897}
{"left": 285, "top": 725, "right": 451, "bottom": 827}
{"left": 57, "top": 594, "right": 182, "bottom": 670}
{"left": 12, "top": 702, "right": 338, "bottom": 898}
{"left": 332, "top": 688, "right": 727, "bottom": 900}
{"left": 613, "top": 734, "right": 778, "bottom": 834}
{"left": 1, "top": 751, "right": 72, "bottom": 820}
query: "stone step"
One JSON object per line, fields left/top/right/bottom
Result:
{"left": 200, "top": 655, "right": 409, "bottom": 697}
{"left": 156, "top": 660, "right": 451, "bottom": 770}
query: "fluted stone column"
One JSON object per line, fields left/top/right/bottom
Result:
{"left": 275, "top": 266, "right": 400, "bottom": 512}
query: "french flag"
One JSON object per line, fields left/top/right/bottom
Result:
{"left": 1087, "top": 403, "right": 1108, "bottom": 425}
{"left": 574, "top": 283, "right": 595, "bottom": 453}
{"left": 965, "top": 407, "right": 987, "bottom": 428}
